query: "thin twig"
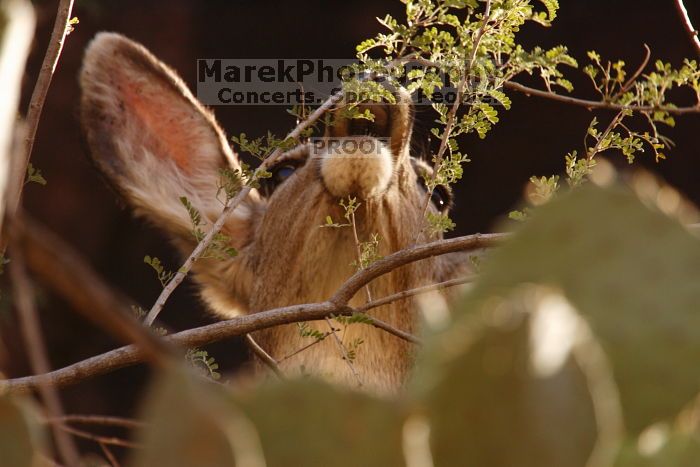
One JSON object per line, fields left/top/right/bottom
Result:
{"left": 9, "top": 248, "right": 80, "bottom": 466}
{"left": 674, "top": 0, "right": 700, "bottom": 57}
{"left": 99, "top": 443, "right": 120, "bottom": 467}
{"left": 47, "top": 415, "right": 145, "bottom": 430}
{"left": 331, "top": 233, "right": 503, "bottom": 305}
{"left": 54, "top": 424, "right": 141, "bottom": 449}
{"left": 616, "top": 44, "right": 651, "bottom": 98}
{"left": 278, "top": 332, "right": 332, "bottom": 363}
{"left": 6, "top": 0, "right": 75, "bottom": 225}
{"left": 358, "top": 276, "right": 475, "bottom": 313}
{"left": 359, "top": 276, "right": 476, "bottom": 345}
{"left": 350, "top": 207, "right": 372, "bottom": 302}
{"left": 0, "top": 0, "right": 34, "bottom": 234}
{"left": 0, "top": 232, "right": 505, "bottom": 393}
{"left": 245, "top": 334, "right": 284, "bottom": 379}
{"left": 503, "top": 80, "right": 700, "bottom": 115}
{"left": 366, "top": 317, "right": 422, "bottom": 345}
{"left": 145, "top": 91, "right": 344, "bottom": 326}
{"left": 325, "top": 318, "right": 363, "bottom": 388}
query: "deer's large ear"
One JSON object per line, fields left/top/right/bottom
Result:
{"left": 80, "top": 32, "right": 260, "bottom": 249}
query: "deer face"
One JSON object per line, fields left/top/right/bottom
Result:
{"left": 80, "top": 33, "right": 464, "bottom": 392}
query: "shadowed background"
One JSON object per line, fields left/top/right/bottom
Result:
{"left": 1, "top": 0, "right": 698, "bottom": 453}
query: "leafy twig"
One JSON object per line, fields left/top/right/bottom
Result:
{"left": 325, "top": 318, "right": 363, "bottom": 387}
{"left": 503, "top": 80, "right": 700, "bottom": 115}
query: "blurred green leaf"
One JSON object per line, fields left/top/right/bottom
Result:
{"left": 415, "top": 285, "right": 601, "bottom": 467}
{"left": 132, "top": 369, "right": 265, "bottom": 467}
{"left": 234, "top": 379, "right": 405, "bottom": 467}
{"left": 615, "top": 431, "right": 700, "bottom": 467}
{"left": 0, "top": 395, "right": 46, "bottom": 467}
{"left": 451, "top": 185, "right": 700, "bottom": 434}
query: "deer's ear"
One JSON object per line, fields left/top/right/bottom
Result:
{"left": 80, "top": 32, "right": 260, "bottom": 248}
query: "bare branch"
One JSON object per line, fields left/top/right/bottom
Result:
{"left": 0, "top": 232, "right": 505, "bottom": 393}
{"left": 358, "top": 276, "right": 476, "bottom": 314}
{"left": 9, "top": 246, "right": 80, "bottom": 466}
{"left": 99, "top": 443, "right": 120, "bottom": 467}
{"left": 6, "top": 0, "right": 75, "bottom": 222}
{"left": 616, "top": 44, "right": 651, "bottom": 98}
{"left": 331, "top": 233, "right": 503, "bottom": 305}
{"left": 674, "top": 0, "right": 700, "bottom": 57}
{"left": 503, "top": 80, "right": 700, "bottom": 115}
{"left": 52, "top": 423, "right": 141, "bottom": 449}
{"left": 366, "top": 317, "right": 422, "bottom": 345}
{"left": 0, "top": 0, "right": 34, "bottom": 233}
{"left": 47, "top": 415, "right": 145, "bottom": 430}
{"left": 245, "top": 334, "right": 284, "bottom": 380}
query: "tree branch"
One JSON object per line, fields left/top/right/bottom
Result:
{"left": 0, "top": 0, "right": 34, "bottom": 234}
{"left": 358, "top": 275, "right": 476, "bottom": 313}
{"left": 503, "top": 80, "right": 700, "bottom": 115}
{"left": 674, "top": 0, "right": 700, "bottom": 57}
{"left": 330, "top": 233, "right": 503, "bottom": 304}
{"left": 6, "top": 0, "right": 75, "bottom": 224}
{"left": 0, "top": 232, "right": 506, "bottom": 393}
{"left": 9, "top": 246, "right": 80, "bottom": 465}
{"left": 47, "top": 415, "right": 145, "bottom": 430}
{"left": 245, "top": 334, "right": 284, "bottom": 380}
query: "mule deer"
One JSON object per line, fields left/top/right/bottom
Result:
{"left": 80, "top": 33, "right": 468, "bottom": 393}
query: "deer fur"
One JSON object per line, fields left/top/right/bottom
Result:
{"left": 80, "top": 32, "right": 469, "bottom": 394}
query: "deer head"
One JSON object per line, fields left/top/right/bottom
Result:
{"left": 80, "top": 33, "right": 468, "bottom": 393}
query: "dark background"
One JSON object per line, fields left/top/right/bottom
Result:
{"left": 2, "top": 0, "right": 699, "bottom": 454}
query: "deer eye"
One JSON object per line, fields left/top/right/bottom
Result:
{"left": 272, "top": 164, "right": 296, "bottom": 183}
{"left": 430, "top": 185, "right": 451, "bottom": 211}
{"left": 416, "top": 175, "right": 452, "bottom": 213}
{"left": 261, "top": 164, "right": 298, "bottom": 197}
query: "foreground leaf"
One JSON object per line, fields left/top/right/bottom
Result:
{"left": 132, "top": 369, "right": 265, "bottom": 467}
{"left": 0, "top": 395, "right": 46, "bottom": 467}
{"left": 234, "top": 379, "right": 406, "bottom": 467}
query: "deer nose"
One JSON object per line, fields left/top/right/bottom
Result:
{"left": 317, "top": 102, "right": 394, "bottom": 199}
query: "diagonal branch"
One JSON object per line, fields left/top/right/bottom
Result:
{"left": 245, "top": 334, "right": 284, "bottom": 380}
{"left": 674, "top": 0, "right": 700, "bottom": 57}
{"left": 6, "top": 0, "right": 75, "bottom": 226}
{"left": 9, "top": 246, "right": 80, "bottom": 465}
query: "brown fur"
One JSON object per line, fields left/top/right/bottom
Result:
{"left": 80, "top": 32, "right": 469, "bottom": 394}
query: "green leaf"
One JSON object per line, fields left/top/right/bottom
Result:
{"left": 456, "top": 185, "right": 700, "bottom": 434}
{"left": 25, "top": 163, "right": 46, "bottom": 186}
{"left": 235, "top": 379, "right": 405, "bottom": 467}
{"left": 413, "top": 284, "right": 600, "bottom": 467}
{"left": 539, "top": 0, "right": 559, "bottom": 21}
{"left": 0, "top": 395, "right": 46, "bottom": 467}
{"left": 133, "top": 369, "right": 265, "bottom": 467}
